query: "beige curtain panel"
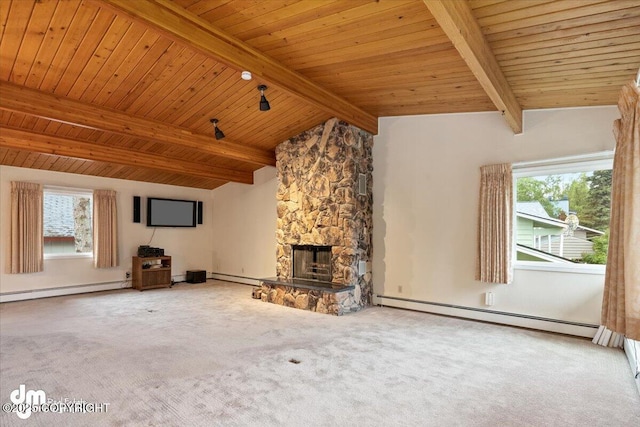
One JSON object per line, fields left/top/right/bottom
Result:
{"left": 476, "top": 163, "right": 513, "bottom": 284}
{"left": 93, "top": 189, "right": 118, "bottom": 269}
{"left": 10, "top": 181, "right": 44, "bottom": 274}
{"left": 602, "top": 82, "right": 640, "bottom": 341}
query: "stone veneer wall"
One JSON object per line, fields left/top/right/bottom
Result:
{"left": 275, "top": 118, "right": 373, "bottom": 308}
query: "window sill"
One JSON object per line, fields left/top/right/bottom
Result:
{"left": 44, "top": 253, "right": 94, "bottom": 260}
{"left": 514, "top": 261, "right": 605, "bottom": 275}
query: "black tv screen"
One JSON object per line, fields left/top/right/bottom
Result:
{"left": 147, "top": 197, "right": 197, "bottom": 227}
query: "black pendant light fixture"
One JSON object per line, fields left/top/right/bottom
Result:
{"left": 258, "top": 85, "right": 270, "bottom": 111}
{"left": 210, "top": 118, "right": 225, "bottom": 140}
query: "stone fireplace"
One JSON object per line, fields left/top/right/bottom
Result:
{"left": 259, "top": 118, "right": 373, "bottom": 315}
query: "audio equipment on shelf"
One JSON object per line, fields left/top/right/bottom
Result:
{"left": 137, "top": 245, "right": 164, "bottom": 257}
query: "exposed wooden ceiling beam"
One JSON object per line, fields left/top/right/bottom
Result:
{"left": 98, "top": 0, "right": 378, "bottom": 135}
{"left": 423, "top": 0, "right": 523, "bottom": 133}
{"left": 0, "top": 127, "right": 254, "bottom": 184}
{"left": 0, "top": 81, "right": 275, "bottom": 167}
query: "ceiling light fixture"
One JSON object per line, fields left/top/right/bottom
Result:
{"left": 241, "top": 71, "right": 252, "bottom": 80}
{"left": 210, "top": 118, "right": 225, "bottom": 140}
{"left": 258, "top": 85, "right": 270, "bottom": 111}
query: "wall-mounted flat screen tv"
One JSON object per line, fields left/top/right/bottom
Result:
{"left": 147, "top": 197, "right": 197, "bottom": 227}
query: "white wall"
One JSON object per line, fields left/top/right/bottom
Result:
{"left": 0, "top": 166, "right": 214, "bottom": 294}
{"left": 373, "top": 106, "right": 619, "bottom": 326}
{"left": 3, "top": 106, "right": 616, "bottom": 330}
{"left": 210, "top": 166, "right": 277, "bottom": 279}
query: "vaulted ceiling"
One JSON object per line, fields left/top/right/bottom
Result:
{"left": 1, "top": 0, "right": 638, "bottom": 189}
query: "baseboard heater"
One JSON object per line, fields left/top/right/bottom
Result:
{"left": 375, "top": 294, "right": 598, "bottom": 337}
{"left": 0, "top": 280, "right": 131, "bottom": 303}
{"left": 209, "top": 272, "right": 262, "bottom": 286}
{"left": 623, "top": 338, "right": 640, "bottom": 396}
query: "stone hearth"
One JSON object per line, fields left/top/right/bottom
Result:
{"left": 259, "top": 117, "right": 373, "bottom": 315}
{"left": 259, "top": 278, "right": 360, "bottom": 315}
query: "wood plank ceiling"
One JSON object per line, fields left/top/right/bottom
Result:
{"left": 0, "top": 0, "right": 638, "bottom": 189}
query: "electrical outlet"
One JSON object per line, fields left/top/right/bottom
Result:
{"left": 484, "top": 292, "right": 495, "bottom": 306}
{"left": 398, "top": 285, "right": 403, "bottom": 293}
{"left": 125, "top": 271, "right": 131, "bottom": 279}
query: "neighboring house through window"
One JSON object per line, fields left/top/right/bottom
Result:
{"left": 513, "top": 152, "right": 613, "bottom": 272}
{"left": 43, "top": 188, "right": 93, "bottom": 257}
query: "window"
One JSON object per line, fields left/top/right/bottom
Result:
{"left": 43, "top": 188, "right": 93, "bottom": 257}
{"left": 513, "top": 152, "right": 613, "bottom": 273}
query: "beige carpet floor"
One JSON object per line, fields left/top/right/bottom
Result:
{"left": 0, "top": 280, "right": 638, "bottom": 426}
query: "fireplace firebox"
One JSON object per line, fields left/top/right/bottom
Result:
{"left": 292, "top": 245, "right": 332, "bottom": 282}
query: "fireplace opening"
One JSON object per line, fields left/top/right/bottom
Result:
{"left": 292, "top": 245, "right": 332, "bottom": 282}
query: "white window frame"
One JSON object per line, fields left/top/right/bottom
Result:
{"left": 512, "top": 151, "right": 613, "bottom": 275}
{"left": 43, "top": 186, "right": 94, "bottom": 260}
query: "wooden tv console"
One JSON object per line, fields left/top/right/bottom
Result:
{"left": 132, "top": 256, "right": 172, "bottom": 291}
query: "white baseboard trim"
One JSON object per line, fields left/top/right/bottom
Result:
{"left": 373, "top": 294, "right": 598, "bottom": 338}
{"left": 173, "top": 274, "right": 186, "bottom": 283}
{"left": 210, "top": 273, "right": 261, "bottom": 286}
{"left": 0, "top": 281, "right": 131, "bottom": 303}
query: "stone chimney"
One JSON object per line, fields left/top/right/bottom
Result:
{"left": 275, "top": 118, "right": 373, "bottom": 308}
